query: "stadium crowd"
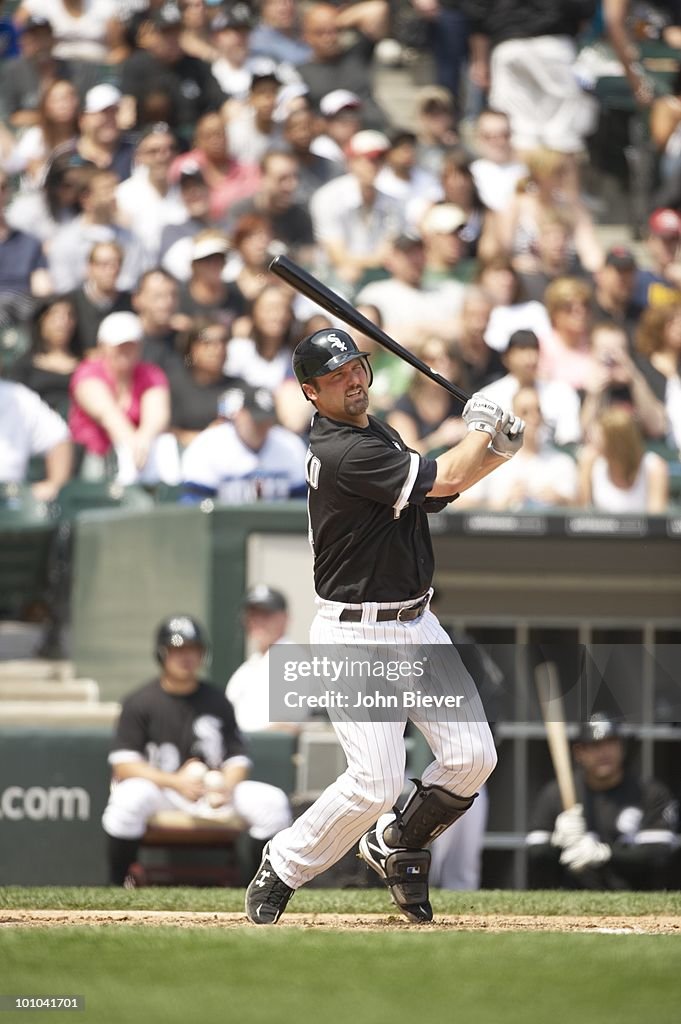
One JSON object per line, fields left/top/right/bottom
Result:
{"left": 0, "top": 0, "right": 680, "bottom": 516}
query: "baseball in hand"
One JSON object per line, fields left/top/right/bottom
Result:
{"left": 204, "top": 770, "right": 228, "bottom": 807}
{"left": 183, "top": 761, "right": 208, "bottom": 781}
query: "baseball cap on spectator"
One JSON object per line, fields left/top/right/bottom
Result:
{"left": 249, "top": 57, "right": 281, "bottom": 85}
{"left": 210, "top": 2, "right": 254, "bottom": 31}
{"left": 346, "top": 130, "right": 390, "bottom": 160}
{"left": 84, "top": 84, "right": 122, "bottom": 114}
{"left": 648, "top": 208, "right": 681, "bottom": 239}
{"left": 192, "top": 234, "right": 229, "bottom": 261}
{"left": 97, "top": 311, "right": 143, "bottom": 347}
{"left": 273, "top": 82, "right": 310, "bottom": 123}
{"left": 506, "top": 329, "right": 540, "bottom": 350}
{"left": 605, "top": 246, "right": 637, "bottom": 271}
{"left": 320, "top": 89, "right": 362, "bottom": 117}
{"left": 151, "top": 3, "right": 182, "bottom": 29}
{"left": 243, "top": 584, "right": 288, "bottom": 613}
{"left": 421, "top": 204, "right": 467, "bottom": 235}
{"left": 218, "top": 384, "right": 277, "bottom": 422}
{"left": 176, "top": 159, "right": 206, "bottom": 186}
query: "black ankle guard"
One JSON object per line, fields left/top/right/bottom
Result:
{"left": 383, "top": 780, "right": 476, "bottom": 849}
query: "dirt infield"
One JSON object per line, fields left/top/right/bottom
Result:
{"left": 1, "top": 909, "right": 679, "bottom": 933}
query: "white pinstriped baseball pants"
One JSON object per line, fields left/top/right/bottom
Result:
{"left": 268, "top": 597, "right": 497, "bottom": 889}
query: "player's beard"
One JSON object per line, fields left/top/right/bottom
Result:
{"left": 344, "top": 386, "right": 368, "bottom": 416}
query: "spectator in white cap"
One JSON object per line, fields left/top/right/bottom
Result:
{"left": 68, "top": 309, "right": 180, "bottom": 485}
{"left": 421, "top": 202, "right": 470, "bottom": 286}
{"left": 176, "top": 229, "right": 246, "bottom": 331}
{"left": 309, "top": 89, "right": 363, "bottom": 167}
{"left": 310, "top": 128, "right": 403, "bottom": 290}
{"left": 76, "top": 84, "right": 135, "bottom": 182}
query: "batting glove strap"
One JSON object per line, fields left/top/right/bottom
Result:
{"left": 463, "top": 394, "right": 508, "bottom": 436}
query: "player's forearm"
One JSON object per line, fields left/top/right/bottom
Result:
{"left": 113, "top": 761, "right": 183, "bottom": 790}
{"left": 431, "top": 431, "right": 500, "bottom": 495}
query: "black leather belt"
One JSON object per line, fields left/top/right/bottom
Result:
{"left": 339, "top": 594, "right": 430, "bottom": 623}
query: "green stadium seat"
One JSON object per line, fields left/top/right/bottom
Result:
{"left": 55, "top": 480, "right": 154, "bottom": 521}
{"left": 0, "top": 484, "right": 56, "bottom": 618}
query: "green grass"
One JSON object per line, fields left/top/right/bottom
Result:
{"left": 1, "top": 886, "right": 681, "bottom": 915}
{"left": 2, "top": 928, "right": 679, "bottom": 1024}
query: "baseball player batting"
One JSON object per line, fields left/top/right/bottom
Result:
{"left": 245, "top": 328, "right": 524, "bottom": 924}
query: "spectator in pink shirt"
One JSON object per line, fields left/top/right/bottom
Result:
{"left": 169, "top": 111, "right": 260, "bottom": 221}
{"left": 539, "top": 276, "right": 595, "bottom": 391}
{"left": 69, "top": 311, "right": 180, "bottom": 485}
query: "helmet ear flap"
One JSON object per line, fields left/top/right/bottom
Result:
{"left": 362, "top": 356, "right": 373, "bottom": 387}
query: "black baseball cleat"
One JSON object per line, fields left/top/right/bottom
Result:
{"left": 245, "top": 842, "right": 295, "bottom": 925}
{"left": 359, "top": 824, "right": 433, "bottom": 924}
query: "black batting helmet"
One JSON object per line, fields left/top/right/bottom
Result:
{"left": 155, "top": 614, "right": 208, "bottom": 664}
{"left": 576, "top": 713, "right": 622, "bottom": 744}
{"left": 292, "top": 328, "right": 372, "bottom": 393}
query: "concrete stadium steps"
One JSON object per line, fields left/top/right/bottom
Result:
{"left": 0, "top": 701, "right": 120, "bottom": 726}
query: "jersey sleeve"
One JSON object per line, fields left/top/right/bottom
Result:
{"left": 109, "top": 696, "right": 148, "bottom": 765}
{"left": 337, "top": 436, "right": 436, "bottom": 515}
{"left": 526, "top": 782, "right": 561, "bottom": 845}
{"left": 220, "top": 697, "right": 250, "bottom": 764}
{"left": 636, "top": 780, "right": 678, "bottom": 845}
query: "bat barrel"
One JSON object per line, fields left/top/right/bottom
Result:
{"left": 269, "top": 254, "right": 470, "bottom": 406}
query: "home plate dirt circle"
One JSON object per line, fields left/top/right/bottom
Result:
{"left": 1, "top": 910, "right": 679, "bottom": 933}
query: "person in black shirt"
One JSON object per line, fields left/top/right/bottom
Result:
{"left": 169, "top": 319, "right": 243, "bottom": 449}
{"left": 102, "top": 615, "right": 292, "bottom": 886}
{"left": 9, "top": 294, "right": 80, "bottom": 415}
{"left": 298, "top": 2, "right": 390, "bottom": 130}
{"left": 67, "top": 241, "right": 132, "bottom": 354}
{"left": 245, "top": 327, "right": 524, "bottom": 925}
{"left": 120, "top": 4, "right": 226, "bottom": 144}
{"left": 527, "top": 714, "right": 678, "bottom": 889}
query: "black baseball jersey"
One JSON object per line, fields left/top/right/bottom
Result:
{"left": 109, "top": 679, "right": 248, "bottom": 772}
{"left": 306, "top": 413, "right": 452, "bottom": 603}
{"left": 529, "top": 774, "right": 678, "bottom": 847}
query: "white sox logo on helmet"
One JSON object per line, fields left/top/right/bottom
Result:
{"left": 327, "top": 334, "right": 347, "bottom": 351}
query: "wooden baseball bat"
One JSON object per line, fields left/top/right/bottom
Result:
{"left": 269, "top": 254, "right": 471, "bottom": 405}
{"left": 535, "top": 662, "right": 577, "bottom": 810}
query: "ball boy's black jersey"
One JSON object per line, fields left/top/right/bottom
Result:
{"left": 110, "top": 679, "right": 248, "bottom": 772}
{"left": 305, "top": 413, "right": 440, "bottom": 603}
{"left": 529, "top": 774, "right": 678, "bottom": 848}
